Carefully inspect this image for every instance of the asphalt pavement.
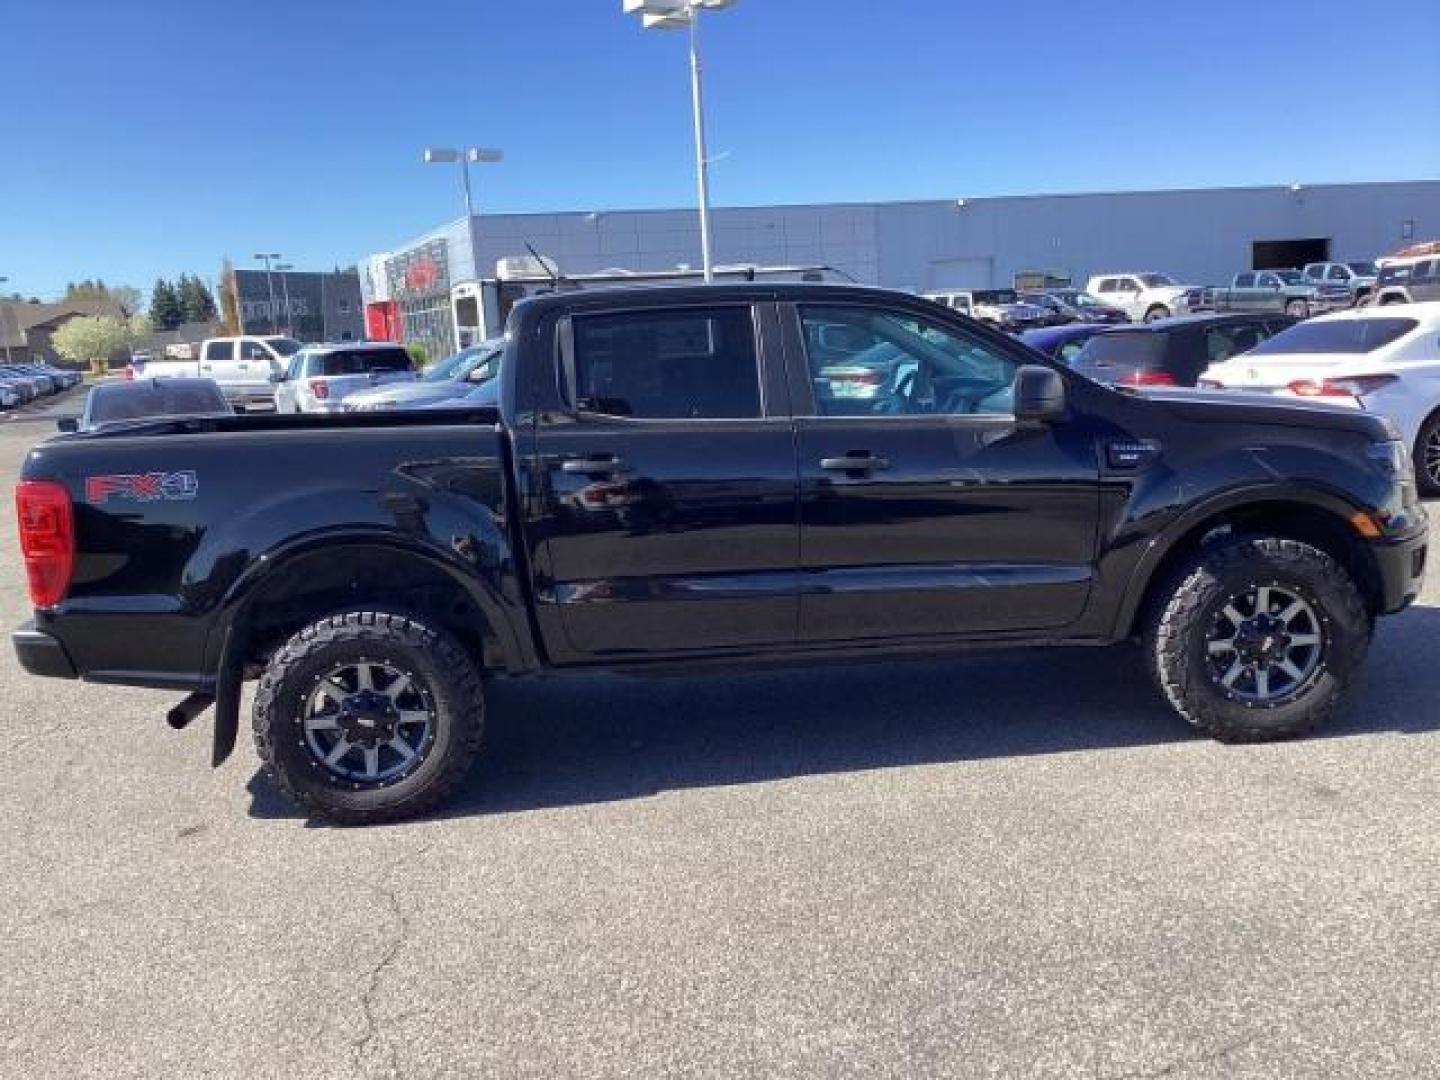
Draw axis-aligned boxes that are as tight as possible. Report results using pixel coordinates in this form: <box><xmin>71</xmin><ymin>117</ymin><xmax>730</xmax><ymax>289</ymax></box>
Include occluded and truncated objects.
<box><xmin>2</xmin><ymin>391</ymin><xmax>1438</xmax><ymax>1079</ymax></box>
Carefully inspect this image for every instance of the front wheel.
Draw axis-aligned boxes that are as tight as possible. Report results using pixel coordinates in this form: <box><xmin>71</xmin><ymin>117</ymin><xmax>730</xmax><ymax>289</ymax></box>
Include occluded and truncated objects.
<box><xmin>1143</xmin><ymin>304</ymin><xmax>1171</xmax><ymax>322</ymax></box>
<box><xmin>1146</xmin><ymin>536</ymin><xmax>1370</xmax><ymax>742</ymax></box>
<box><xmin>252</xmin><ymin>610</ymin><xmax>485</xmax><ymax>824</ymax></box>
<box><xmin>1414</xmin><ymin>412</ymin><xmax>1440</xmax><ymax>497</ymax></box>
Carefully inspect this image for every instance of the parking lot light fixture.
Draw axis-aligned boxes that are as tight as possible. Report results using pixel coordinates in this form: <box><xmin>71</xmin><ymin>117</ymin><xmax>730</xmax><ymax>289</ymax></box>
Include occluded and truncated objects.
<box><xmin>424</xmin><ymin>147</ymin><xmax>505</xmax><ymax>302</ymax></box>
<box><xmin>253</xmin><ymin>253</ymin><xmax>282</xmax><ymax>335</ymax></box>
<box><xmin>0</xmin><ymin>276</ymin><xmax>11</xmax><ymax>361</ymax></box>
<box><xmin>274</xmin><ymin>263</ymin><xmax>295</xmax><ymax>337</ymax></box>
<box><xmin>622</xmin><ymin>0</ymin><xmax>739</xmax><ymax>284</ymax></box>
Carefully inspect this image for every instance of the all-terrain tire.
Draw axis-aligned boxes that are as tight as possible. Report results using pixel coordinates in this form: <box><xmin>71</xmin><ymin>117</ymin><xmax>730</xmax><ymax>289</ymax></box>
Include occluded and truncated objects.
<box><xmin>1145</xmin><ymin>536</ymin><xmax>1370</xmax><ymax>742</ymax></box>
<box><xmin>252</xmin><ymin>610</ymin><xmax>484</xmax><ymax>825</ymax></box>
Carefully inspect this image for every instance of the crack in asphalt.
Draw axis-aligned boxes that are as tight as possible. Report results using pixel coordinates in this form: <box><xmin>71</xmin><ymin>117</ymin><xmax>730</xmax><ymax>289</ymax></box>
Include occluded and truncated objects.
<box><xmin>351</xmin><ymin>841</ymin><xmax>434</xmax><ymax>1079</ymax></box>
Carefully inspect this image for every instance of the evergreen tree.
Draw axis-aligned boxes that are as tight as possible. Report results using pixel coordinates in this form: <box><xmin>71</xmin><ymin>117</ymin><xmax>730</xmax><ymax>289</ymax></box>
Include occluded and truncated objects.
<box><xmin>178</xmin><ymin>274</ymin><xmax>218</xmax><ymax>323</ymax></box>
<box><xmin>149</xmin><ymin>278</ymin><xmax>183</xmax><ymax>330</ymax></box>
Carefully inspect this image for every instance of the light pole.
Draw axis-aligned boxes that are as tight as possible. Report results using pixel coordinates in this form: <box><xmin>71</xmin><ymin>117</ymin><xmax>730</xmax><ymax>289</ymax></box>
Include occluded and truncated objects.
<box><xmin>253</xmin><ymin>253</ymin><xmax>282</xmax><ymax>334</ymax></box>
<box><xmin>424</xmin><ymin>147</ymin><xmax>504</xmax><ymax>275</ymax></box>
<box><xmin>0</xmin><ymin>276</ymin><xmax>11</xmax><ymax>362</ymax></box>
<box><xmin>274</xmin><ymin>262</ymin><xmax>295</xmax><ymax>337</ymax></box>
<box><xmin>424</xmin><ymin>147</ymin><xmax>504</xmax><ymax>349</ymax></box>
<box><xmin>623</xmin><ymin>0</ymin><xmax>737</xmax><ymax>284</ymax></box>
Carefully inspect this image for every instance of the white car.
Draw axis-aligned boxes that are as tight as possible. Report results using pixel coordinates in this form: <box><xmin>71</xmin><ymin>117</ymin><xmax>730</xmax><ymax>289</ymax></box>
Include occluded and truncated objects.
<box><xmin>1086</xmin><ymin>273</ymin><xmax>1207</xmax><ymax>323</ymax></box>
<box><xmin>1199</xmin><ymin>302</ymin><xmax>1440</xmax><ymax>492</ymax></box>
<box><xmin>272</xmin><ymin>341</ymin><xmax>417</xmax><ymax>413</ymax></box>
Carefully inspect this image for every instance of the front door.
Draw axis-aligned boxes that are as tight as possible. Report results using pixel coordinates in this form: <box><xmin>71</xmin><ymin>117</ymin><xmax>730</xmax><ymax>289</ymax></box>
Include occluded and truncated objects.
<box><xmin>532</xmin><ymin>301</ymin><xmax>799</xmax><ymax>662</ymax></box>
<box><xmin>784</xmin><ymin>299</ymin><xmax>1101</xmax><ymax>643</ymax></box>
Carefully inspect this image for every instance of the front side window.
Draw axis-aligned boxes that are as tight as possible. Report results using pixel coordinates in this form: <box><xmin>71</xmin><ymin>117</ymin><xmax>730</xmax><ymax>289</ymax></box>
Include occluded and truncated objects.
<box><xmin>1327</xmin><ymin>266</ymin><xmax>1349</xmax><ymax>281</ymax></box>
<box><xmin>570</xmin><ymin>306</ymin><xmax>761</xmax><ymax>420</ymax></box>
<box><xmin>240</xmin><ymin>340</ymin><xmax>269</xmax><ymax>362</ymax></box>
<box><xmin>800</xmin><ymin>304</ymin><xmax>1019</xmax><ymax>417</ymax></box>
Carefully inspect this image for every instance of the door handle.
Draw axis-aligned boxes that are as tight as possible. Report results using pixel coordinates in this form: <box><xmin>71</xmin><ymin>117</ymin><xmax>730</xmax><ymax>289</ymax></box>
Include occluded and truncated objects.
<box><xmin>819</xmin><ymin>453</ymin><xmax>890</xmax><ymax>472</ymax></box>
<box><xmin>560</xmin><ymin>456</ymin><xmax>630</xmax><ymax>477</ymax></box>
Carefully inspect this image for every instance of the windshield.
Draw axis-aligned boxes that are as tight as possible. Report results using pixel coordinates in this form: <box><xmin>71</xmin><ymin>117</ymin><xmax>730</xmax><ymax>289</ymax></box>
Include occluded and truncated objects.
<box><xmin>1246</xmin><ymin>318</ymin><xmax>1418</xmax><ymax>356</ymax></box>
<box><xmin>264</xmin><ymin>337</ymin><xmax>303</xmax><ymax>357</ymax></box>
<box><xmin>1346</xmin><ymin>261</ymin><xmax>1378</xmax><ymax>276</ymax></box>
<box><xmin>422</xmin><ymin>342</ymin><xmax>502</xmax><ymax>382</ymax></box>
<box><xmin>1273</xmin><ymin>270</ymin><xmax>1305</xmax><ymax>285</ymax></box>
<box><xmin>972</xmin><ymin>289</ymin><xmax>1017</xmax><ymax>305</ymax></box>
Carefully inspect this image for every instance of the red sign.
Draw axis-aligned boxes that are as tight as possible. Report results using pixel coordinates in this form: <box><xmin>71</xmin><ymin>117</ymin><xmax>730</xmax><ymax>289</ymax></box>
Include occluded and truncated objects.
<box><xmin>404</xmin><ymin>258</ymin><xmax>440</xmax><ymax>292</ymax></box>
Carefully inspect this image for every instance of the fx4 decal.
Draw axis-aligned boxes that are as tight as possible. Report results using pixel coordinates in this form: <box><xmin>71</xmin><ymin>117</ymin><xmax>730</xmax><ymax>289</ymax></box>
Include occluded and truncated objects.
<box><xmin>85</xmin><ymin>471</ymin><xmax>199</xmax><ymax>504</ymax></box>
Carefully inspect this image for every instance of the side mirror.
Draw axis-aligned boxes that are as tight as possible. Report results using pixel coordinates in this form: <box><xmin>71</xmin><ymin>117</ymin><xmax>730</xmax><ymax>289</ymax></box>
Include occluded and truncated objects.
<box><xmin>1013</xmin><ymin>364</ymin><xmax>1065</xmax><ymax>423</ymax></box>
<box><xmin>56</xmin><ymin>416</ymin><xmax>79</xmax><ymax>433</ymax></box>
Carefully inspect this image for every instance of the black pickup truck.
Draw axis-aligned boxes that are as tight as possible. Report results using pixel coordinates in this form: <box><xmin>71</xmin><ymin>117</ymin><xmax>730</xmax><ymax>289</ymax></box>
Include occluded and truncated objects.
<box><xmin>12</xmin><ymin>284</ymin><xmax>1428</xmax><ymax>823</ymax></box>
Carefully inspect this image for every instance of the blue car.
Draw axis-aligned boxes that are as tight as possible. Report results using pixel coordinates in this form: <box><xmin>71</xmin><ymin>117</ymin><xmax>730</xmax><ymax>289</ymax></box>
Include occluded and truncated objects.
<box><xmin>1019</xmin><ymin>323</ymin><xmax>1118</xmax><ymax>363</ymax></box>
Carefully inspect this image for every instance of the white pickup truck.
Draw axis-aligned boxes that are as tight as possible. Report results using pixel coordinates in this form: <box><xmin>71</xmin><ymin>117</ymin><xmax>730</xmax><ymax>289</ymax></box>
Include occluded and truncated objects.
<box><xmin>129</xmin><ymin>335</ymin><xmax>302</xmax><ymax>410</ymax></box>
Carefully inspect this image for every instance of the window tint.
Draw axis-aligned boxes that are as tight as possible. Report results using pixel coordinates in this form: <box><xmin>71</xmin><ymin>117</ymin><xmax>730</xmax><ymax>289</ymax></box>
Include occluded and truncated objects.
<box><xmin>265</xmin><ymin>337</ymin><xmax>303</xmax><ymax>356</ymax></box>
<box><xmin>312</xmin><ymin>347</ymin><xmax>413</xmax><ymax>376</ymax></box>
<box><xmin>240</xmin><ymin>340</ymin><xmax>270</xmax><ymax>361</ymax></box>
<box><xmin>1235</xmin><ymin>273</ymin><xmax>1255</xmax><ymax>288</ymax></box>
<box><xmin>1377</xmin><ymin>264</ymin><xmax>1412</xmax><ymax>284</ymax></box>
<box><xmin>800</xmin><ymin>304</ymin><xmax>1019</xmax><ymax>417</ymax></box>
<box><xmin>89</xmin><ymin>382</ymin><xmax>229</xmax><ymax>423</ymax></box>
<box><xmin>203</xmin><ymin>340</ymin><xmax>231</xmax><ymax>363</ymax></box>
<box><xmin>1071</xmin><ymin>332</ymin><xmax>1165</xmax><ymax>377</ymax></box>
<box><xmin>1327</xmin><ymin>266</ymin><xmax>1348</xmax><ymax>281</ymax></box>
<box><xmin>1205</xmin><ymin>322</ymin><xmax>1268</xmax><ymax>363</ymax></box>
<box><xmin>1247</xmin><ymin>318</ymin><xmax>1419</xmax><ymax>356</ymax></box>
<box><xmin>1097</xmin><ymin>279</ymin><xmax>1116</xmax><ymax>293</ymax></box>
<box><xmin>570</xmin><ymin>307</ymin><xmax>760</xmax><ymax>419</ymax></box>
<box><xmin>1256</xmin><ymin>273</ymin><xmax>1278</xmax><ymax>288</ymax></box>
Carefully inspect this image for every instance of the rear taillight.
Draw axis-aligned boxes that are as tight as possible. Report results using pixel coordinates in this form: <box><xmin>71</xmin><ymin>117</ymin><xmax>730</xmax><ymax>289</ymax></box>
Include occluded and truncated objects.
<box><xmin>16</xmin><ymin>480</ymin><xmax>74</xmax><ymax>608</ymax></box>
<box><xmin>1288</xmin><ymin>374</ymin><xmax>1398</xmax><ymax>399</ymax></box>
<box><xmin>1120</xmin><ymin>370</ymin><xmax>1177</xmax><ymax>387</ymax></box>
<box><xmin>309</xmin><ymin>378</ymin><xmax>330</xmax><ymax>400</ymax></box>
<box><xmin>124</xmin><ymin>364</ymin><xmax>136</xmax><ymax>381</ymax></box>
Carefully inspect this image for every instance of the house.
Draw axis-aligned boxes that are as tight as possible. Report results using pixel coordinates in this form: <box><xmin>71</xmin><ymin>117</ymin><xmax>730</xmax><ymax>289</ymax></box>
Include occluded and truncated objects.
<box><xmin>0</xmin><ymin>299</ymin><xmax>130</xmax><ymax>369</ymax></box>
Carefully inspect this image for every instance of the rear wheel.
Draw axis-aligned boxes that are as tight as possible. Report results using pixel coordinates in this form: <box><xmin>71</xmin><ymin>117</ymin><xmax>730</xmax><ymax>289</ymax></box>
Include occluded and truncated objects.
<box><xmin>1143</xmin><ymin>304</ymin><xmax>1171</xmax><ymax>322</ymax></box>
<box><xmin>1146</xmin><ymin>535</ymin><xmax>1370</xmax><ymax>742</ymax></box>
<box><xmin>1415</xmin><ymin>412</ymin><xmax>1440</xmax><ymax>497</ymax></box>
<box><xmin>1285</xmin><ymin>299</ymin><xmax>1309</xmax><ymax>319</ymax></box>
<box><xmin>252</xmin><ymin>610</ymin><xmax>484</xmax><ymax>824</ymax></box>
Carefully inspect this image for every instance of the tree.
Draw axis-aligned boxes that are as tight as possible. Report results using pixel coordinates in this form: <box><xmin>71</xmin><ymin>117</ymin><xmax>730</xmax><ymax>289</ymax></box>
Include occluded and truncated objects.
<box><xmin>63</xmin><ymin>279</ymin><xmax>142</xmax><ymax>314</ymax></box>
<box><xmin>51</xmin><ymin>314</ymin><xmax>150</xmax><ymax>375</ymax></box>
<box><xmin>177</xmin><ymin>274</ymin><xmax>218</xmax><ymax>324</ymax></box>
<box><xmin>110</xmin><ymin>285</ymin><xmax>142</xmax><ymax>317</ymax></box>
<box><xmin>217</xmin><ymin>259</ymin><xmax>241</xmax><ymax>336</ymax></box>
<box><xmin>149</xmin><ymin>278</ymin><xmax>183</xmax><ymax>330</ymax></box>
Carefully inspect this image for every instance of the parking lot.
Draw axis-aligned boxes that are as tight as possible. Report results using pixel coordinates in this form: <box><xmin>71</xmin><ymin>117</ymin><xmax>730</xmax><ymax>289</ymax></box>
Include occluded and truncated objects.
<box><xmin>1</xmin><ymin>391</ymin><xmax>1438</xmax><ymax>1079</ymax></box>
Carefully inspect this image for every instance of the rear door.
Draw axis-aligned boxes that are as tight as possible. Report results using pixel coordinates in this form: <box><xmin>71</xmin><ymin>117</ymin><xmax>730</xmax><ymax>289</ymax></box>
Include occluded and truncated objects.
<box><xmin>198</xmin><ymin>339</ymin><xmax>233</xmax><ymax>382</ymax></box>
<box><xmin>530</xmin><ymin>299</ymin><xmax>800</xmax><ymax>662</ymax></box>
<box><xmin>784</xmin><ymin>298</ymin><xmax>1101</xmax><ymax>642</ymax></box>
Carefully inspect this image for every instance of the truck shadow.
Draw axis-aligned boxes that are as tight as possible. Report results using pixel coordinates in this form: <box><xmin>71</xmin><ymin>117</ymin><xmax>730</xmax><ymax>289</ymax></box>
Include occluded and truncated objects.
<box><xmin>245</xmin><ymin>605</ymin><xmax>1440</xmax><ymax>824</ymax></box>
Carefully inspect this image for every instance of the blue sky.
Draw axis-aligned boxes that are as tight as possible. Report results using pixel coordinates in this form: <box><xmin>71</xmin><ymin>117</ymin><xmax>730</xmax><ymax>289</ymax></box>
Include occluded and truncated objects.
<box><xmin>1</xmin><ymin>0</ymin><xmax>1436</xmax><ymax>300</ymax></box>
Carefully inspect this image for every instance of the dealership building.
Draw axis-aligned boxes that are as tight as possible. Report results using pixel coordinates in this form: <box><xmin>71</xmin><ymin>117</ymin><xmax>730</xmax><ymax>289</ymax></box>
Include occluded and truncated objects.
<box><xmin>232</xmin><ymin>267</ymin><xmax>364</xmax><ymax>342</ymax></box>
<box><xmin>362</xmin><ymin>179</ymin><xmax>1439</xmax><ymax>354</ymax></box>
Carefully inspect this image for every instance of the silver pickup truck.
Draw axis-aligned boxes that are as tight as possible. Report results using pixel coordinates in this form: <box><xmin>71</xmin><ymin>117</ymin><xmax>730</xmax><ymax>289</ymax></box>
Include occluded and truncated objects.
<box><xmin>1211</xmin><ymin>269</ymin><xmax>1352</xmax><ymax>319</ymax></box>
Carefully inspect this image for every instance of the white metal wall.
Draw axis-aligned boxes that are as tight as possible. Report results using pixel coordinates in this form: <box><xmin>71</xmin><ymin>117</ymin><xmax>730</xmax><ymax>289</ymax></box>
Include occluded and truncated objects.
<box><xmin>375</xmin><ymin>180</ymin><xmax>1439</xmax><ymax>297</ymax></box>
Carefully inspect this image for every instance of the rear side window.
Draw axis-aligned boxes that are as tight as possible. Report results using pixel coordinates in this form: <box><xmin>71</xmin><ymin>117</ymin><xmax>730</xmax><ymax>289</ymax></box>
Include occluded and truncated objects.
<box><xmin>203</xmin><ymin>340</ymin><xmax>231</xmax><ymax>363</ymax></box>
<box><xmin>1071</xmin><ymin>332</ymin><xmax>1164</xmax><ymax>374</ymax></box>
<box><xmin>1247</xmin><ymin>318</ymin><xmax>1419</xmax><ymax>356</ymax></box>
<box><xmin>1235</xmin><ymin>273</ymin><xmax>1255</xmax><ymax>288</ymax></box>
<box><xmin>312</xmin><ymin>348</ymin><xmax>413</xmax><ymax>376</ymax></box>
<box><xmin>89</xmin><ymin>383</ymin><xmax>228</xmax><ymax>423</ymax></box>
<box><xmin>570</xmin><ymin>307</ymin><xmax>761</xmax><ymax>419</ymax></box>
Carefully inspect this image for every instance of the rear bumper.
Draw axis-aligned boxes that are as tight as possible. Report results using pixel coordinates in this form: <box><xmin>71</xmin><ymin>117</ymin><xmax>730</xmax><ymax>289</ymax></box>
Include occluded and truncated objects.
<box><xmin>1371</xmin><ymin>527</ymin><xmax>1428</xmax><ymax>614</ymax></box>
<box><xmin>12</xmin><ymin>622</ymin><xmax>78</xmax><ymax>679</ymax></box>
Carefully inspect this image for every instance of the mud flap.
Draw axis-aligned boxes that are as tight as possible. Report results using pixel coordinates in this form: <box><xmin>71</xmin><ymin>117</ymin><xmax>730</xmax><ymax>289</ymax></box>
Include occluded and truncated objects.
<box><xmin>210</xmin><ymin>627</ymin><xmax>244</xmax><ymax>767</ymax></box>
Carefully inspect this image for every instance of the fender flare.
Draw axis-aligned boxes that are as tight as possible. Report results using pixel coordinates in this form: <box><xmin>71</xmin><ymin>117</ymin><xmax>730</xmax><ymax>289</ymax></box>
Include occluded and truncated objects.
<box><xmin>203</xmin><ymin>529</ymin><xmax>538</xmax><ymax>766</ymax></box>
<box><xmin>1109</xmin><ymin>481</ymin><xmax>1370</xmax><ymax>639</ymax></box>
